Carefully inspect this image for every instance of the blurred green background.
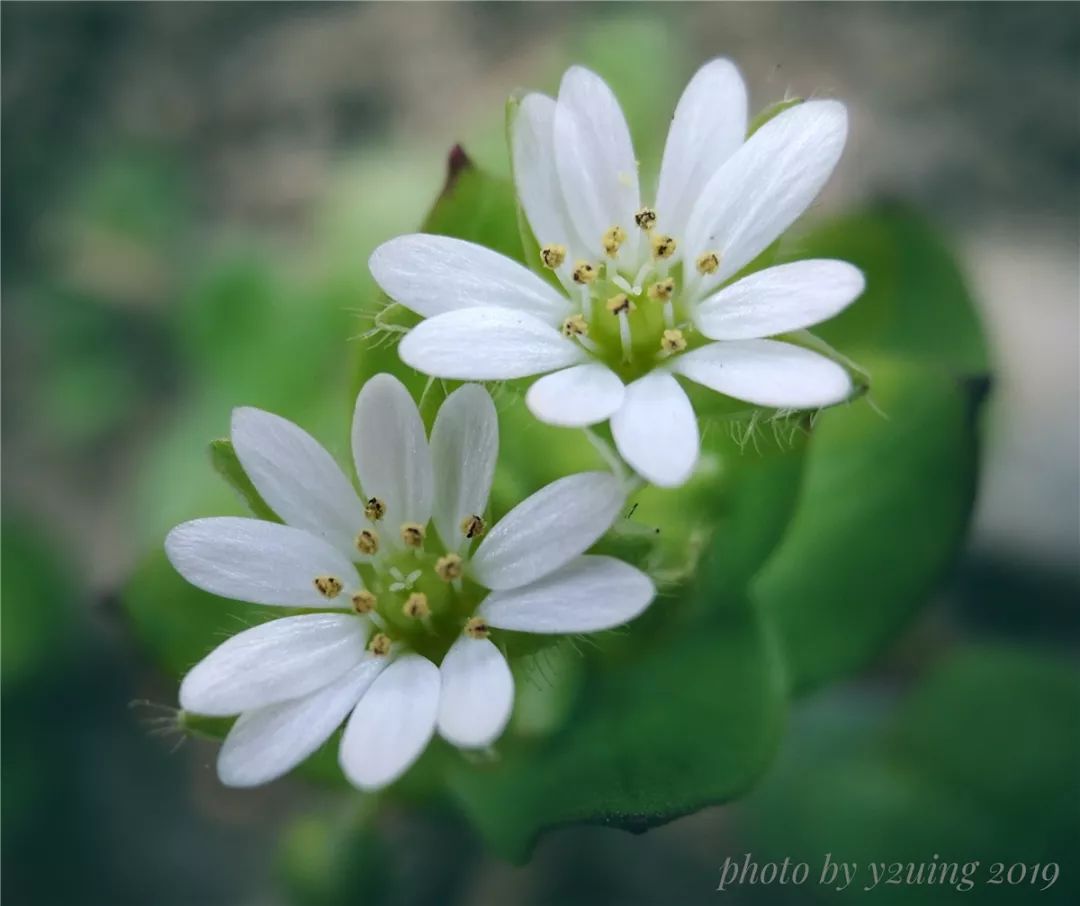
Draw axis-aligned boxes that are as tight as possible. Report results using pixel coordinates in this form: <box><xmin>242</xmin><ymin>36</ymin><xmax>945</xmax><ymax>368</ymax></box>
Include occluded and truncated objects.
<box><xmin>2</xmin><ymin>3</ymin><xmax>1078</xmax><ymax>905</ymax></box>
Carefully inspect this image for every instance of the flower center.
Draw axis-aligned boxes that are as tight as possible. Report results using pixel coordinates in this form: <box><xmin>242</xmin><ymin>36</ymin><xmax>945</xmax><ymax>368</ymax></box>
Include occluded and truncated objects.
<box><xmin>545</xmin><ymin>209</ymin><xmax>721</xmax><ymax>382</ymax></box>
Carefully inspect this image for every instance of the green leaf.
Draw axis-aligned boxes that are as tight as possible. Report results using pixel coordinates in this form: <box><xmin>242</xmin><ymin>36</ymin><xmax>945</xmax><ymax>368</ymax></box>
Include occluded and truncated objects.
<box><xmin>742</xmin><ymin>648</ymin><xmax>1080</xmax><ymax>904</ymax></box>
<box><xmin>209</xmin><ymin>438</ymin><xmax>278</xmax><ymax>522</ymax></box>
<box><xmin>783</xmin><ymin>204</ymin><xmax>991</xmax><ymax>375</ymax></box>
<box><xmin>420</xmin><ymin>145</ymin><xmax>524</xmax><ymax>264</ymax></box>
<box><xmin>755</xmin><ymin>359</ymin><xmax>984</xmax><ymax>693</ymax></box>
<box><xmin>448</xmin><ymin>587</ymin><xmax>787</xmax><ymax>862</ymax></box>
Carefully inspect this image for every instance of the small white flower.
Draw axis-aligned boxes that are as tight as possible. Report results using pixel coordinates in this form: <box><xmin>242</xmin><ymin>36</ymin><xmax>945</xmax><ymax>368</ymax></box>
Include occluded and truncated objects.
<box><xmin>166</xmin><ymin>374</ymin><xmax>654</xmax><ymax>791</ymax></box>
<box><xmin>370</xmin><ymin>60</ymin><xmax>864</xmax><ymax>488</ymax></box>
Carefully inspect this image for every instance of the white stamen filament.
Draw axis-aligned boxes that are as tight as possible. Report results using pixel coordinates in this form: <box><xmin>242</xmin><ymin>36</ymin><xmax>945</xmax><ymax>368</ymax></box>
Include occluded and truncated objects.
<box><xmin>617</xmin><ymin>311</ymin><xmax>633</xmax><ymax>363</ymax></box>
<box><xmin>663</xmin><ymin>300</ymin><xmax>675</xmax><ymax>328</ymax></box>
<box><xmin>611</xmin><ymin>274</ymin><xmax>633</xmax><ymax>294</ymax></box>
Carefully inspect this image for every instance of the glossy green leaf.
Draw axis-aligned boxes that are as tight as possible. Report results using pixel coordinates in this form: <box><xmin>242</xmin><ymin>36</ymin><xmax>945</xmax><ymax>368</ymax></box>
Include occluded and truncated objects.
<box><xmin>783</xmin><ymin>204</ymin><xmax>991</xmax><ymax>375</ymax></box>
<box><xmin>756</xmin><ymin>358</ymin><xmax>984</xmax><ymax>692</ymax></box>
<box><xmin>742</xmin><ymin>648</ymin><xmax>1079</xmax><ymax>904</ymax></box>
<box><xmin>448</xmin><ymin>581</ymin><xmax>787</xmax><ymax>862</ymax></box>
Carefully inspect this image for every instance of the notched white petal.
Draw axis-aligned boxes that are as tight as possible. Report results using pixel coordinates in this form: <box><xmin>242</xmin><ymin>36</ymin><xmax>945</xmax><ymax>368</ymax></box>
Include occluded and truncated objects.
<box><xmin>339</xmin><ymin>653</ymin><xmax>441</xmax><ymax>791</ymax></box>
<box><xmin>180</xmin><ymin>613</ymin><xmax>369</xmax><ymax>716</ymax></box>
<box><xmin>525</xmin><ymin>362</ymin><xmax>625</xmax><ymax>428</ymax></box>
<box><xmin>217</xmin><ymin>655</ymin><xmax>386</xmax><ymax>788</ymax></box>
<box><xmin>165</xmin><ymin>517</ymin><xmax>360</xmax><ymax>607</ymax></box>
<box><xmin>437</xmin><ymin>635</ymin><xmax>514</xmax><ymax>749</ymax></box>
<box><xmin>672</xmin><ymin>338</ymin><xmax>853</xmax><ymax>409</ymax></box>
<box><xmin>399</xmin><ymin>308</ymin><xmax>588</xmax><ymax>381</ymax></box>
<box><xmin>610</xmin><ymin>371</ymin><xmax>699</xmax><ymax>489</ymax></box>
<box><xmin>370</xmin><ymin>234</ymin><xmax>570</xmax><ymax>322</ymax></box>
<box><xmin>351</xmin><ymin>373</ymin><xmax>434</xmax><ymax>532</ymax></box>
<box><xmin>470</xmin><ymin>471</ymin><xmax>625</xmax><ymax>590</ymax></box>
<box><xmin>478</xmin><ymin>555</ymin><xmax>656</xmax><ymax>634</ymax></box>
<box><xmin>430</xmin><ymin>383</ymin><xmax>499</xmax><ymax>551</ymax></box>
<box><xmin>693</xmin><ymin>259</ymin><xmax>865</xmax><ymax>340</ymax></box>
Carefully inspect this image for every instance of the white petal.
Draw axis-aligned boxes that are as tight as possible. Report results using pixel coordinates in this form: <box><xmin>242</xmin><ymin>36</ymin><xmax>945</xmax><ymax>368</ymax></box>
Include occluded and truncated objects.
<box><xmin>437</xmin><ymin>635</ymin><xmax>513</xmax><ymax>749</ymax></box>
<box><xmin>231</xmin><ymin>407</ymin><xmax>366</xmax><ymax>555</ymax></box>
<box><xmin>430</xmin><ymin>384</ymin><xmax>499</xmax><ymax>550</ymax></box>
<box><xmin>470</xmin><ymin>471</ymin><xmax>624</xmax><ymax>590</ymax></box>
<box><xmin>610</xmin><ymin>371</ymin><xmax>699</xmax><ymax>489</ymax></box>
<box><xmin>672</xmin><ymin>339</ymin><xmax>853</xmax><ymax>409</ymax></box>
<box><xmin>339</xmin><ymin>653</ymin><xmax>441</xmax><ymax>791</ymax></box>
<box><xmin>525</xmin><ymin>362</ymin><xmax>625</xmax><ymax>427</ymax></box>
<box><xmin>217</xmin><ymin>655</ymin><xmax>386</xmax><ymax>788</ymax></box>
<box><xmin>554</xmin><ymin>66</ymin><xmax>641</xmax><ymax>260</ymax></box>
<box><xmin>694</xmin><ymin>260</ymin><xmax>865</xmax><ymax>340</ymax></box>
<box><xmin>370</xmin><ymin>234</ymin><xmax>570</xmax><ymax>323</ymax></box>
<box><xmin>512</xmin><ymin>93</ymin><xmax>587</xmax><ymax>262</ymax></box>
<box><xmin>351</xmin><ymin>374</ymin><xmax>433</xmax><ymax>534</ymax></box>
<box><xmin>478</xmin><ymin>555</ymin><xmax>655</xmax><ymax>634</ymax></box>
<box><xmin>180</xmin><ymin>613</ymin><xmax>369</xmax><ymax>716</ymax></box>
<box><xmin>165</xmin><ymin>518</ymin><xmax>361</xmax><ymax>607</ymax></box>
<box><xmin>685</xmin><ymin>100</ymin><xmax>848</xmax><ymax>285</ymax></box>
<box><xmin>399</xmin><ymin>308</ymin><xmax>587</xmax><ymax>380</ymax></box>
<box><xmin>655</xmin><ymin>58</ymin><xmax>748</xmax><ymax>238</ymax></box>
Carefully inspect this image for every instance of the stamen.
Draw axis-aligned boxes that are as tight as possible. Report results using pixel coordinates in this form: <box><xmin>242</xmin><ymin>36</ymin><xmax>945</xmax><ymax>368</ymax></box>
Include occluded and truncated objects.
<box><xmin>660</xmin><ymin>329</ymin><xmax>688</xmax><ymax>354</ymax></box>
<box><xmin>367</xmin><ymin>632</ymin><xmax>392</xmax><ymax>656</ymax></box>
<box><xmin>464</xmin><ymin>616</ymin><xmax>490</xmax><ymax>639</ymax></box>
<box><xmin>313</xmin><ymin>575</ymin><xmax>343</xmax><ymax>599</ymax></box>
<box><xmin>355</xmin><ymin>529</ymin><xmax>379</xmax><ymax>556</ymax></box>
<box><xmin>605</xmin><ymin>293</ymin><xmax>635</xmax><ymax>316</ymax></box>
<box><xmin>647</xmin><ymin>278</ymin><xmax>675</xmax><ymax>302</ymax></box>
<box><xmin>611</xmin><ymin>274</ymin><xmax>633</xmax><ymax>294</ymax></box>
<box><xmin>696</xmin><ymin>251</ymin><xmax>720</xmax><ymax>275</ymax></box>
<box><xmin>634</xmin><ymin>207</ymin><xmax>657</xmax><ymax>231</ymax></box>
<box><xmin>435</xmin><ymin>553</ymin><xmax>463</xmax><ymax>582</ymax></box>
<box><xmin>364</xmin><ymin>497</ymin><xmax>386</xmax><ymax>521</ymax></box>
<box><xmin>402</xmin><ymin>592</ymin><xmax>430</xmax><ymax>620</ymax></box>
<box><xmin>540</xmin><ymin>244</ymin><xmax>567</xmax><ymax>269</ymax></box>
<box><xmin>601</xmin><ymin>225</ymin><xmax>626</xmax><ymax>258</ymax></box>
<box><xmin>561</xmin><ymin>314</ymin><xmax>589</xmax><ymax>338</ymax></box>
<box><xmin>400</xmin><ymin>522</ymin><xmax>426</xmax><ymax>548</ymax></box>
<box><xmin>572</xmin><ymin>261</ymin><xmax>598</xmax><ymax>285</ymax></box>
<box><xmin>651</xmin><ymin>234</ymin><xmax>677</xmax><ymax>260</ymax></box>
<box><xmin>351</xmin><ymin>590</ymin><xmax>377</xmax><ymax>614</ymax></box>
<box><xmin>461</xmin><ymin>514</ymin><xmax>487</xmax><ymax>539</ymax></box>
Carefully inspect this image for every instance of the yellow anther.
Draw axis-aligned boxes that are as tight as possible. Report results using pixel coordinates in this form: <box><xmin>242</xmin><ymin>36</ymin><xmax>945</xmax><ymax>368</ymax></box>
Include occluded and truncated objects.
<box><xmin>696</xmin><ymin>251</ymin><xmax>720</xmax><ymax>275</ymax></box>
<box><xmin>572</xmin><ymin>261</ymin><xmax>598</xmax><ymax>285</ymax></box>
<box><xmin>364</xmin><ymin>497</ymin><xmax>386</xmax><ymax>521</ymax></box>
<box><xmin>464</xmin><ymin>616</ymin><xmax>491</xmax><ymax>639</ymax></box>
<box><xmin>601</xmin><ymin>225</ymin><xmax>627</xmax><ymax>258</ymax></box>
<box><xmin>651</xmin><ymin>234</ymin><xmax>677</xmax><ymax>260</ymax></box>
<box><xmin>647</xmin><ymin>277</ymin><xmax>675</xmax><ymax>302</ymax></box>
<box><xmin>561</xmin><ymin>314</ymin><xmax>589</xmax><ymax>338</ymax></box>
<box><xmin>461</xmin><ymin>514</ymin><xmax>487</xmax><ymax>539</ymax></box>
<box><xmin>661</xmin><ymin>329</ymin><xmax>688</xmax><ymax>354</ymax></box>
<box><xmin>351</xmin><ymin>590</ymin><xmax>377</xmax><ymax>614</ymax></box>
<box><xmin>606</xmin><ymin>293</ymin><xmax>634</xmax><ymax>316</ymax></box>
<box><xmin>400</xmin><ymin>522</ymin><xmax>426</xmax><ymax>548</ymax></box>
<box><xmin>313</xmin><ymin>575</ymin><xmax>343</xmax><ymax>598</ymax></box>
<box><xmin>402</xmin><ymin>592</ymin><xmax>430</xmax><ymax>620</ymax></box>
<box><xmin>634</xmin><ymin>207</ymin><xmax>658</xmax><ymax>231</ymax></box>
<box><xmin>368</xmin><ymin>632</ymin><xmax>392</xmax><ymax>656</ymax></box>
<box><xmin>435</xmin><ymin>553</ymin><xmax>464</xmax><ymax>582</ymax></box>
<box><xmin>540</xmin><ymin>244</ymin><xmax>567</xmax><ymax>269</ymax></box>
<box><xmin>355</xmin><ymin>529</ymin><xmax>379</xmax><ymax>556</ymax></box>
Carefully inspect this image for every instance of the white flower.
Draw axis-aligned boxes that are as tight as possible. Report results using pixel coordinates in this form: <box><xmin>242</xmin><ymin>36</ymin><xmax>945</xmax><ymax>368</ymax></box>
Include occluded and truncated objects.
<box><xmin>370</xmin><ymin>60</ymin><xmax>864</xmax><ymax>488</ymax></box>
<box><xmin>165</xmin><ymin>374</ymin><xmax>654</xmax><ymax>791</ymax></box>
